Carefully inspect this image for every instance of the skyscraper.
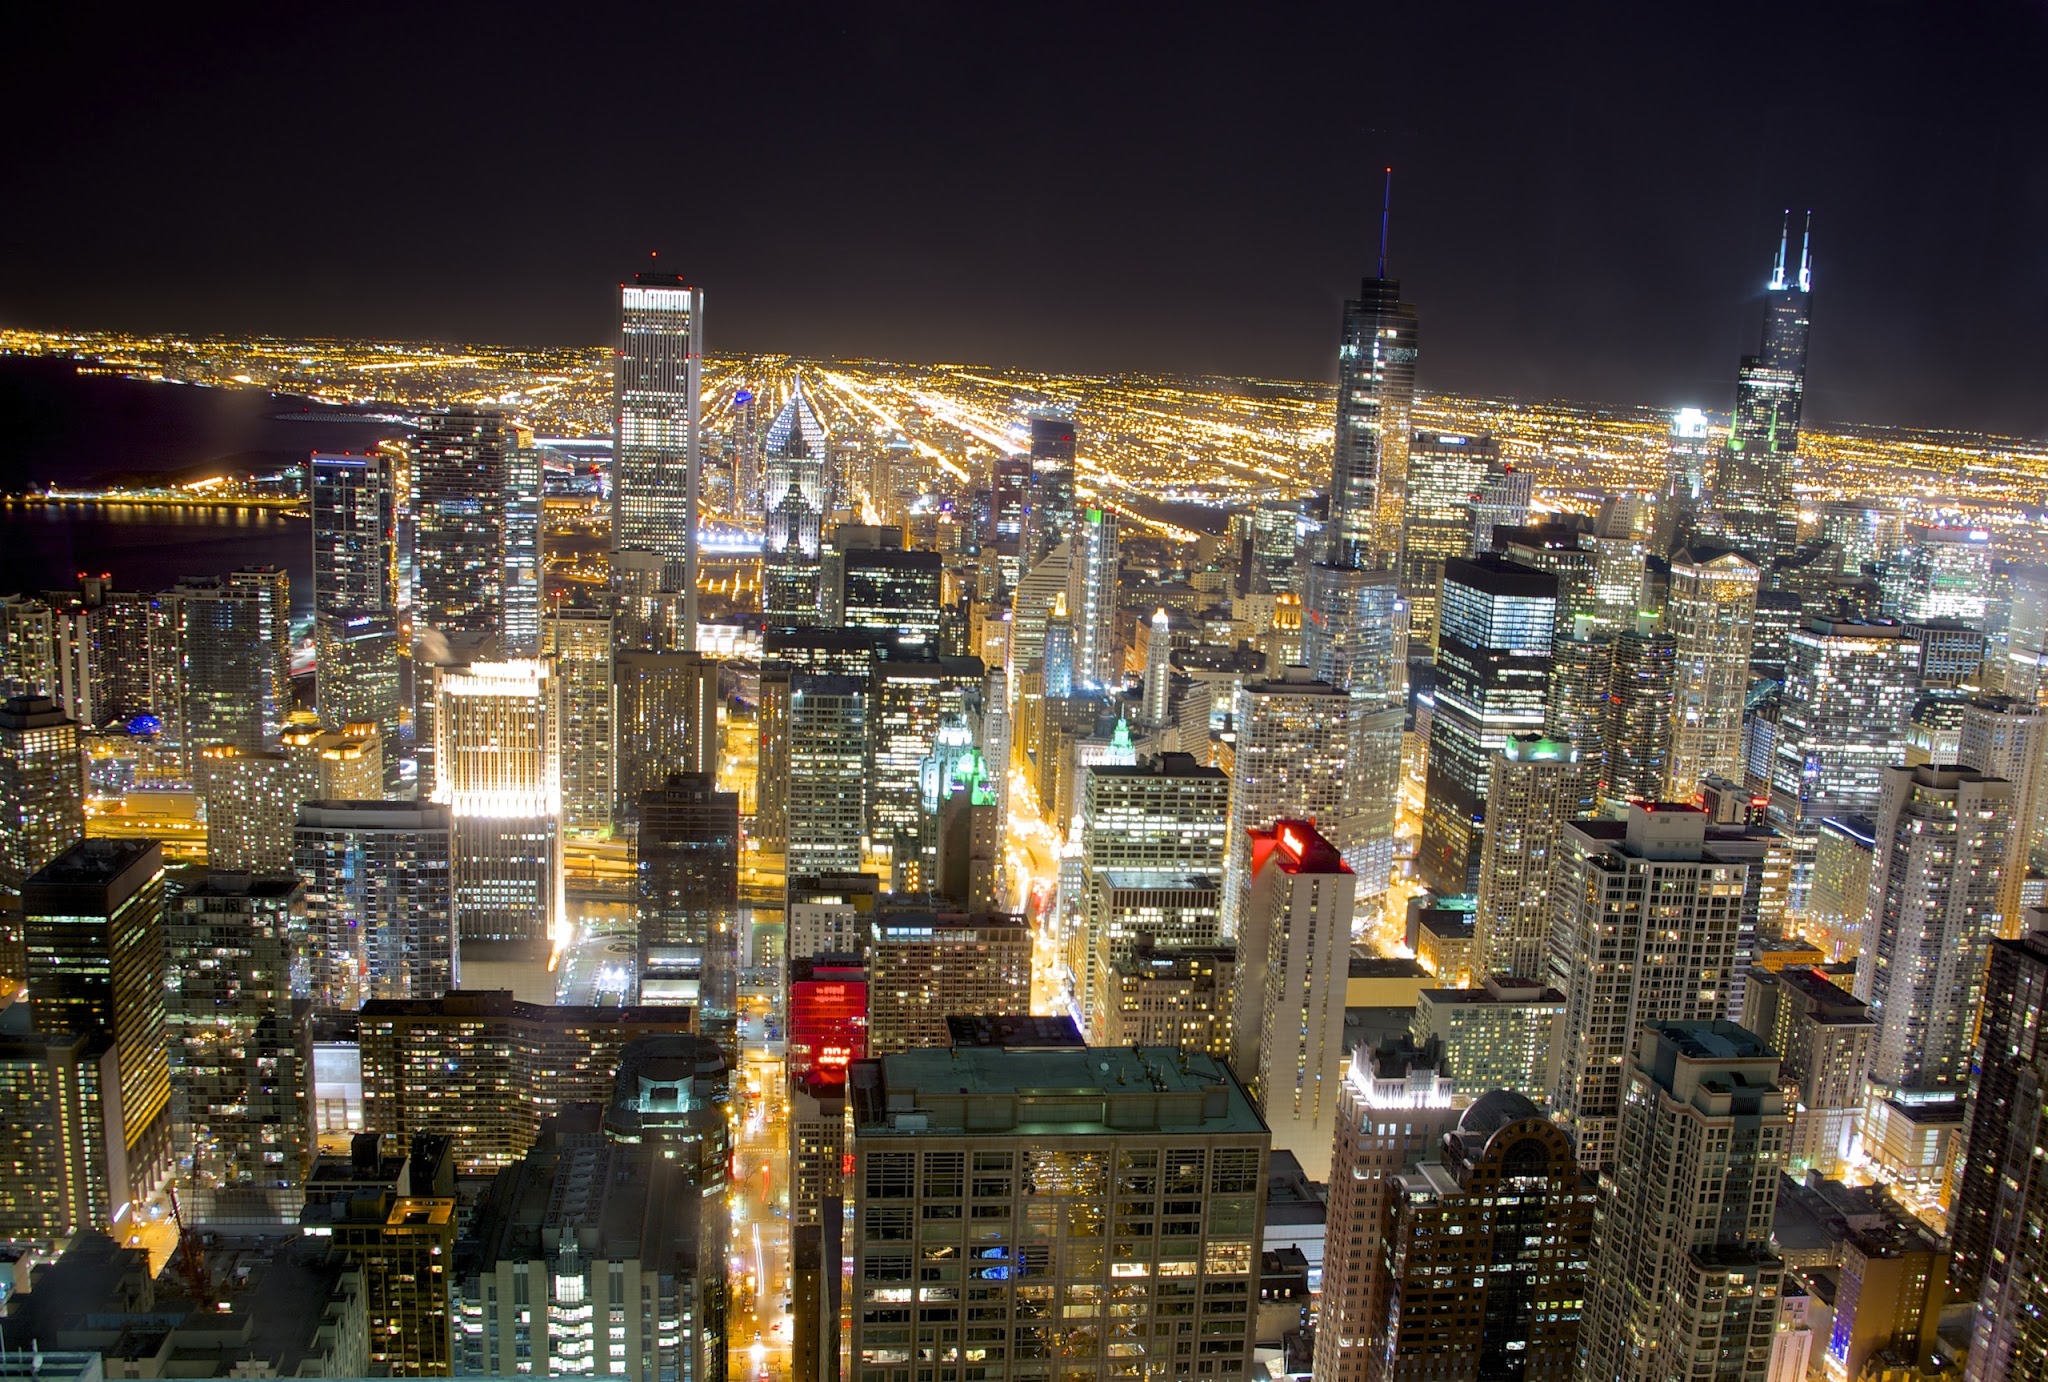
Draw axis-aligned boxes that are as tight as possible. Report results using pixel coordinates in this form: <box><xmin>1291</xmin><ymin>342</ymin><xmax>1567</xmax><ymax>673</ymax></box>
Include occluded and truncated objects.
<box><xmin>1068</xmin><ymin>508</ymin><xmax>1121</xmax><ymax>688</ymax></box>
<box><xmin>1232</xmin><ymin>819</ymin><xmax>1353</xmax><ymax>1179</ymax></box>
<box><xmin>1327</xmin><ymin>235</ymin><xmax>1420</xmax><ymax>571</ymax></box>
<box><xmin>1376</xmin><ymin>1093</ymin><xmax>1594</xmax><ymax>1382</ymax></box>
<box><xmin>1657</xmin><ymin>406</ymin><xmax>1714</xmax><ymax>555</ymax></box>
<box><xmin>166</xmin><ymin>873</ymin><xmax>310</xmax><ymax>1222</ymax></box>
<box><xmin>175</xmin><ymin>571</ymin><xmax>291</xmax><ymax>760</ymax></box>
<box><xmin>23</xmin><ymin>838</ymin><xmax>170</xmax><ymax>1207</ymax></box>
<box><xmin>1740</xmin><ymin>964</ymin><xmax>1872</xmax><ymax>1179</ymax></box>
<box><xmin>311</xmin><ymin>451</ymin><xmax>402</xmax><ymax>766</ymax></box>
<box><xmin>1602</xmin><ymin>614</ymin><xmax>1677</xmax><ymax>810</ymax></box>
<box><xmin>295</xmin><ymin>799</ymin><xmax>456</xmax><ymax>1010</ymax></box>
<box><xmin>431</xmin><ymin>660</ymin><xmax>562</xmax><ymax>945</ymax></box>
<box><xmin>197</xmin><ymin>743</ymin><xmax>303</xmax><ymax>872</ymax></box>
<box><xmin>613</xmin><ymin>650</ymin><xmax>719</xmax><ymax>822</ymax></box>
<box><xmin>1582</xmin><ymin>1021</ymin><xmax>1789</xmax><ymax>1382</ymax></box>
<box><xmin>1022</xmin><ymin>415</ymin><xmax>1078</xmax><ymax>566</ymax></box>
<box><xmin>636</xmin><ymin>773</ymin><xmax>739</xmax><ymax>1043</ymax></box>
<box><xmin>1665</xmin><ymin>545</ymin><xmax>1762</xmax><ymax>800</ymax></box>
<box><xmin>1470</xmin><ymin>732</ymin><xmax>1579</xmax><ymax>981</ymax></box>
<box><xmin>845</xmin><ymin>1043</ymin><xmax>1268</xmax><ymax>1382</ymax></box>
<box><xmin>0</xmin><ymin>695</ymin><xmax>84</xmax><ymax>923</ymax></box>
<box><xmin>864</xmin><ymin>910</ymin><xmax>1030</xmax><ymax>1055</ymax></box>
<box><xmin>786</xmin><ymin>674</ymin><xmax>869</xmax><ymax>876</ymax></box>
<box><xmin>1859</xmin><ymin>764</ymin><xmax>2013</xmax><ymax>1097</ymax></box>
<box><xmin>1220</xmin><ymin>669</ymin><xmax>1350</xmax><ymax>936</ymax></box>
<box><xmin>840</xmin><ymin>543</ymin><xmax>943</xmax><ymax>657</ymax></box>
<box><xmin>412</xmin><ymin>406</ymin><xmax>519</xmax><ymax>644</ymax></box>
<box><xmin>1549</xmin><ymin>805</ymin><xmax>1751</xmax><ymax>1173</ymax></box>
<box><xmin>1140</xmin><ymin>609</ymin><xmax>1173</xmax><ymax>728</ymax></box>
<box><xmin>1956</xmin><ymin>694</ymin><xmax>2048</xmax><ymax>933</ymax></box>
<box><xmin>1712</xmin><ymin>214</ymin><xmax>1813</xmax><ymax>569</ymax></box>
<box><xmin>1313</xmin><ymin>1038</ymin><xmax>1463</xmax><ymax>1382</ymax></box>
<box><xmin>1400</xmin><ymin>429</ymin><xmax>1498</xmax><ymax>650</ymax></box>
<box><xmin>761</xmin><ymin>383</ymin><xmax>828</xmax><ymax>621</ymax></box>
<box><xmin>613</xmin><ymin>272</ymin><xmax>704</xmax><ymax>645</ymax></box>
<box><xmin>1419</xmin><ymin>555</ymin><xmax>1557</xmax><ymax>896</ymax></box>
<box><xmin>542</xmin><ymin>607</ymin><xmax>615</xmax><ymax>834</ymax></box>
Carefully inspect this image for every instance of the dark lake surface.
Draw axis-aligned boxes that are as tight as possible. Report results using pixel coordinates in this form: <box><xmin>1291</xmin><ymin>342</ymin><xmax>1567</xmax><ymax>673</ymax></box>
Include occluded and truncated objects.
<box><xmin>0</xmin><ymin>356</ymin><xmax>411</xmax><ymax>614</ymax></box>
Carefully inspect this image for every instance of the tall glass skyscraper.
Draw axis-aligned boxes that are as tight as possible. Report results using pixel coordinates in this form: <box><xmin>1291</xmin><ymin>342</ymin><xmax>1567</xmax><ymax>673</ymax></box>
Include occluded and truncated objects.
<box><xmin>613</xmin><ymin>272</ymin><xmax>704</xmax><ymax>648</ymax></box>
<box><xmin>312</xmin><ymin>451</ymin><xmax>402</xmax><ymax>773</ymax></box>
<box><xmin>762</xmin><ymin>383</ymin><xmax>829</xmax><ymax>621</ymax></box>
<box><xmin>1327</xmin><ymin>272</ymin><xmax>1419</xmax><ymax>572</ymax></box>
<box><xmin>1713</xmin><ymin>214</ymin><xmax>1812</xmax><ymax>568</ymax></box>
<box><xmin>1418</xmin><ymin>555</ymin><xmax>1557</xmax><ymax>896</ymax></box>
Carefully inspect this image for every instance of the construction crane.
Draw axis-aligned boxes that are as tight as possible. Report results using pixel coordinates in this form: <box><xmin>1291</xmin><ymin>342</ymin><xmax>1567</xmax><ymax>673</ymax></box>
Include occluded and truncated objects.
<box><xmin>166</xmin><ymin>1183</ymin><xmax>209</xmax><ymax>1304</ymax></box>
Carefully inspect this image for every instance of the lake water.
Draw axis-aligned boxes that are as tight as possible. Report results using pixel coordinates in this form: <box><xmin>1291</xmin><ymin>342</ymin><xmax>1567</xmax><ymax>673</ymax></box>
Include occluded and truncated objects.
<box><xmin>0</xmin><ymin>356</ymin><xmax>411</xmax><ymax>614</ymax></box>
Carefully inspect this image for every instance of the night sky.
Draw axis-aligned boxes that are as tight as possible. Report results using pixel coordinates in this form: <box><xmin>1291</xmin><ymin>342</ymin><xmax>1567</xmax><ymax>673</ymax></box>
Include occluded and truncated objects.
<box><xmin>7</xmin><ymin>2</ymin><xmax>2048</xmax><ymax>435</ymax></box>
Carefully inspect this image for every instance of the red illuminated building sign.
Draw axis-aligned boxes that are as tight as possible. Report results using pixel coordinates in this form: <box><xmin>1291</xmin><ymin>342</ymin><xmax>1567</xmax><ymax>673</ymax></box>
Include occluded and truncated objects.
<box><xmin>790</xmin><ymin>978</ymin><xmax>868</xmax><ymax>1083</ymax></box>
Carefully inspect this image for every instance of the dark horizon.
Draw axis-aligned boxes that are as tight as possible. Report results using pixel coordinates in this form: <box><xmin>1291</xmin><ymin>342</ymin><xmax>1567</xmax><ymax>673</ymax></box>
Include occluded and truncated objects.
<box><xmin>6</xmin><ymin>3</ymin><xmax>2048</xmax><ymax>438</ymax></box>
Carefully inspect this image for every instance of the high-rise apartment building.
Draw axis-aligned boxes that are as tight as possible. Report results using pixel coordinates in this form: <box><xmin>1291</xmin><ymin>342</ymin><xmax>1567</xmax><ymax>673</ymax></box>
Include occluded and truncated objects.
<box><xmin>1377</xmin><ymin>1093</ymin><xmax>1594</xmax><ymax>1382</ymax></box>
<box><xmin>1420</xmin><ymin>555</ymin><xmax>1557</xmax><ymax>896</ymax></box>
<box><xmin>0</xmin><ymin>1016</ymin><xmax>123</xmax><ymax>1237</ymax></box>
<box><xmin>412</xmin><ymin>406</ymin><xmax>523</xmax><ymax>644</ymax></box>
<box><xmin>1740</xmin><ymin>964</ymin><xmax>1872</xmax><ymax>1179</ymax></box>
<box><xmin>1220</xmin><ymin>669</ymin><xmax>1350</xmax><ymax>935</ymax></box>
<box><xmin>614</xmin><ymin>273</ymin><xmax>704</xmax><ymax>642</ymax></box>
<box><xmin>1411</xmin><ymin>976</ymin><xmax>1566</xmax><ymax>1103</ymax></box>
<box><xmin>1549</xmin><ymin>805</ymin><xmax>1751</xmax><ymax>1173</ymax></box>
<box><xmin>1067</xmin><ymin>508</ymin><xmax>1121</xmax><ymax>688</ymax></box>
<box><xmin>1294</xmin><ymin>563</ymin><xmax>1405</xmax><ymax>904</ymax></box>
<box><xmin>166</xmin><ymin>873</ymin><xmax>310</xmax><ymax>1223</ymax></box>
<box><xmin>1097</xmin><ymin>940</ymin><xmax>1236</xmax><ymax>1057</ymax></box>
<box><xmin>432</xmin><ymin>660</ymin><xmax>561</xmax><ymax>945</ymax></box>
<box><xmin>311</xmin><ymin>451</ymin><xmax>403</xmax><ymax>768</ymax></box>
<box><xmin>174</xmin><ymin>572</ymin><xmax>291</xmax><ymax>760</ymax></box>
<box><xmin>540</xmin><ymin>607</ymin><xmax>615</xmax><ymax>833</ymax></box>
<box><xmin>636</xmin><ymin>774</ymin><xmax>739</xmax><ymax>1041</ymax></box>
<box><xmin>1233</xmin><ymin>820</ymin><xmax>1353</xmax><ymax>1179</ymax></box>
<box><xmin>762</xmin><ymin>383</ymin><xmax>828</xmax><ymax>621</ymax></box>
<box><xmin>197</xmin><ymin>744</ymin><xmax>302</xmax><ymax>872</ymax></box>
<box><xmin>1859</xmin><ymin>763</ymin><xmax>2013</xmax><ymax>1097</ymax></box>
<box><xmin>846</xmin><ymin>1044</ymin><xmax>1269</xmax><ymax>1382</ymax></box>
<box><xmin>865</xmin><ymin>910</ymin><xmax>1030</xmax><ymax>1055</ymax></box>
<box><xmin>23</xmin><ymin>839</ymin><xmax>170</xmax><ymax>1207</ymax></box>
<box><xmin>295</xmin><ymin>800</ymin><xmax>455</xmax><ymax>1011</ymax></box>
<box><xmin>1313</xmin><ymin>1039</ymin><xmax>1463</xmax><ymax>1382</ymax></box>
<box><xmin>1400</xmin><ymin>430</ymin><xmax>1498</xmax><ymax>649</ymax></box>
<box><xmin>1470</xmin><ymin>732</ymin><xmax>1579</xmax><ymax>981</ymax></box>
<box><xmin>357</xmin><ymin>990</ymin><xmax>694</xmax><ymax>1173</ymax></box>
<box><xmin>1712</xmin><ymin>216</ymin><xmax>1813</xmax><ymax>569</ymax></box>
<box><xmin>0</xmin><ymin>695</ymin><xmax>84</xmax><ymax>922</ymax></box>
<box><xmin>1582</xmin><ymin>1021</ymin><xmax>1790</xmax><ymax>1382</ymax></box>
<box><xmin>1666</xmin><ymin>545</ymin><xmax>1762</xmax><ymax>799</ymax></box>
<box><xmin>786</xmin><ymin>674</ymin><xmax>869</xmax><ymax>876</ymax></box>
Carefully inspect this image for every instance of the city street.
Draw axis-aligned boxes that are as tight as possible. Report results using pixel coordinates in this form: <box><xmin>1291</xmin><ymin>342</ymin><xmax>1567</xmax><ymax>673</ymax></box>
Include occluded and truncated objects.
<box><xmin>728</xmin><ymin>994</ymin><xmax>792</xmax><ymax>1381</ymax></box>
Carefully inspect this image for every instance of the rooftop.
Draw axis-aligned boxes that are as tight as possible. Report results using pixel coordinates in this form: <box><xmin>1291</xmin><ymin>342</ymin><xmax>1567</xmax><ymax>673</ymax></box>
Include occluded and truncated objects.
<box><xmin>852</xmin><ymin>1045</ymin><xmax>1265</xmax><ymax>1137</ymax></box>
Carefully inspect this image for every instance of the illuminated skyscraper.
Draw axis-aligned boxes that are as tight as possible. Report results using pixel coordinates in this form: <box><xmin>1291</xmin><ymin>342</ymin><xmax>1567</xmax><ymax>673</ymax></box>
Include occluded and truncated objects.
<box><xmin>412</xmin><ymin>406</ymin><xmax>520</xmax><ymax>643</ymax></box>
<box><xmin>1312</xmin><ymin>1039</ymin><xmax>1463</xmax><ymax>1382</ymax></box>
<box><xmin>840</xmin><ymin>543</ymin><xmax>943</xmax><ymax>657</ymax></box>
<box><xmin>1470</xmin><ymin>733</ymin><xmax>1579</xmax><ymax>981</ymax></box>
<box><xmin>786</xmin><ymin>674</ymin><xmax>869</xmax><ymax>876</ymax></box>
<box><xmin>1068</xmin><ymin>508</ymin><xmax>1122</xmax><ymax>688</ymax></box>
<box><xmin>1665</xmin><ymin>546</ymin><xmax>1762</xmax><ymax>800</ymax></box>
<box><xmin>1958</xmin><ymin>695</ymin><xmax>2048</xmax><ymax>932</ymax></box>
<box><xmin>1859</xmin><ymin>764</ymin><xmax>2013</xmax><ymax>1098</ymax></box>
<box><xmin>294</xmin><ymin>799</ymin><xmax>455</xmax><ymax>1010</ymax></box>
<box><xmin>1327</xmin><ymin>230</ymin><xmax>1420</xmax><ymax>571</ymax></box>
<box><xmin>761</xmin><ymin>383</ymin><xmax>829</xmax><ymax>621</ymax></box>
<box><xmin>1549</xmin><ymin>805</ymin><xmax>1751</xmax><ymax>1173</ymax></box>
<box><xmin>1769</xmin><ymin>619</ymin><xmax>1918</xmax><ymax>886</ymax></box>
<box><xmin>1881</xmin><ymin>525</ymin><xmax>1994</xmax><ymax>626</ymax></box>
<box><xmin>1603</xmin><ymin>615</ymin><xmax>1677</xmax><ymax>809</ymax></box>
<box><xmin>1232</xmin><ymin>819</ymin><xmax>1354</xmax><ymax>1179</ymax></box>
<box><xmin>431</xmin><ymin>660</ymin><xmax>562</xmax><ymax>945</ymax></box>
<box><xmin>613</xmin><ymin>650</ymin><xmax>718</xmax><ymax>824</ymax></box>
<box><xmin>613</xmin><ymin>272</ymin><xmax>704</xmax><ymax>645</ymax></box>
<box><xmin>1656</xmin><ymin>406</ymin><xmax>1714</xmax><ymax>554</ymax></box>
<box><xmin>1022</xmin><ymin>415</ymin><xmax>1078</xmax><ymax>566</ymax></box>
<box><xmin>865</xmin><ymin>910</ymin><xmax>1031</xmax><ymax>1055</ymax></box>
<box><xmin>1713</xmin><ymin>214</ymin><xmax>1813</xmax><ymax>568</ymax></box>
<box><xmin>1419</xmin><ymin>555</ymin><xmax>1557</xmax><ymax>896</ymax></box>
<box><xmin>1141</xmin><ymin>609</ymin><xmax>1173</xmax><ymax>728</ymax></box>
<box><xmin>197</xmin><ymin>744</ymin><xmax>303</xmax><ymax>872</ymax></box>
<box><xmin>542</xmin><ymin>608</ymin><xmax>615</xmax><ymax>834</ymax></box>
<box><xmin>0</xmin><ymin>695</ymin><xmax>84</xmax><ymax>926</ymax></box>
<box><xmin>165</xmin><ymin>873</ymin><xmax>310</xmax><ymax>1222</ymax></box>
<box><xmin>1220</xmin><ymin>669</ymin><xmax>1351</xmax><ymax>937</ymax></box>
<box><xmin>311</xmin><ymin>451</ymin><xmax>402</xmax><ymax>768</ymax></box>
<box><xmin>175</xmin><ymin>570</ymin><xmax>292</xmax><ymax>760</ymax></box>
<box><xmin>636</xmin><ymin>773</ymin><xmax>739</xmax><ymax>1044</ymax></box>
<box><xmin>1739</xmin><ymin>964</ymin><xmax>1872</xmax><ymax>1179</ymax></box>
<box><xmin>1400</xmin><ymin>430</ymin><xmax>1497</xmax><ymax>649</ymax></box>
<box><xmin>23</xmin><ymin>838</ymin><xmax>170</xmax><ymax>1208</ymax></box>
<box><xmin>1582</xmin><ymin>1022</ymin><xmax>1789</xmax><ymax>1382</ymax></box>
